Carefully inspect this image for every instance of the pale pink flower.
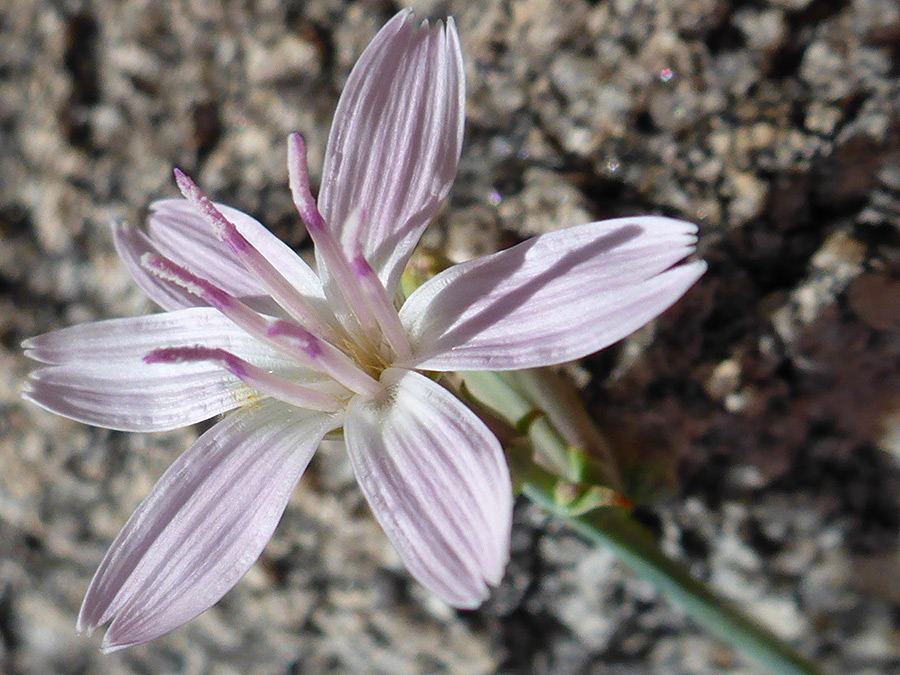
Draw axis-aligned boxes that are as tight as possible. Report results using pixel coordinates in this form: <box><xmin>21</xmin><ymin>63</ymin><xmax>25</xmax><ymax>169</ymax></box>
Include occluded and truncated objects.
<box><xmin>23</xmin><ymin>10</ymin><xmax>704</xmax><ymax>652</ymax></box>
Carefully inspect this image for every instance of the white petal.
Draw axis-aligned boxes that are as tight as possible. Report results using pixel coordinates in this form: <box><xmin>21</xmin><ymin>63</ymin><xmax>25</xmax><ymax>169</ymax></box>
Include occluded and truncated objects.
<box><xmin>399</xmin><ymin>217</ymin><xmax>705</xmax><ymax>371</ymax></box>
<box><xmin>317</xmin><ymin>10</ymin><xmax>465</xmax><ymax>296</ymax></box>
<box><xmin>112</xmin><ymin>221</ymin><xmax>202</xmax><ymax>311</ymax></box>
<box><xmin>22</xmin><ymin>308</ymin><xmax>319</xmax><ymax>431</ymax></box>
<box><xmin>23</xmin><ymin>307</ymin><xmax>285</xmax><ymax>365</ymax></box>
<box><xmin>148</xmin><ymin>199</ymin><xmax>327</xmax><ymax>307</ymax></box>
<box><xmin>344</xmin><ymin>369</ymin><xmax>512</xmax><ymax>607</ymax></box>
<box><xmin>113</xmin><ymin>220</ymin><xmax>281</xmax><ymax>315</ymax></box>
<box><xmin>147</xmin><ymin>200</ymin><xmax>268</xmax><ymax>300</ymax></box>
<box><xmin>114</xmin><ymin>200</ymin><xmax>329</xmax><ymax>316</ymax></box>
<box><xmin>77</xmin><ymin>400</ymin><xmax>338</xmax><ymax>651</ymax></box>
<box><xmin>24</xmin><ymin>360</ymin><xmax>247</xmax><ymax>432</ymax></box>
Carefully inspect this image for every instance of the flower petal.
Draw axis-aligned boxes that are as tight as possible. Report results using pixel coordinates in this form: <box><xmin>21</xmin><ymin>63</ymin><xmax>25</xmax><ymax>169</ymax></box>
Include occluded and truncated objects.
<box><xmin>344</xmin><ymin>369</ymin><xmax>512</xmax><ymax>607</ymax></box>
<box><xmin>77</xmin><ymin>400</ymin><xmax>338</xmax><ymax>652</ymax></box>
<box><xmin>22</xmin><ymin>307</ymin><xmax>280</xmax><ymax>365</ymax></box>
<box><xmin>113</xmin><ymin>220</ymin><xmax>278</xmax><ymax>315</ymax></box>
<box><xmin>22</xmin><ymin>308</ymin><xmax>319</xmax><ymax>431</ymax></box>
<box><xmin>150</xmin><ymin>199</ymin><xmax>327</xmax><ymax>306</ymax></box>
<box><xmin>112</xmin><ymin>221</ymin><xmax>201</xmax><ymax>311</ymax></box>
<box><xmin>24</xmin><ymin>361</ymin><xmax>247</xmax><ymax>432</ymax></box>
<box><xmin>147</xmin><ymin>200</ymin><xmax>268</xmax><ymax>300</ymax></box>
<box><xmin>399</xmin><ymin>217</ymin><xmax>706</xmax><ymax>371</ymax></box>
<box><xmin>115</xmin><ymin>199</ymin><xmax>328</xmax><ymax>315</ymax></box>
<box><xmin>317</xmin><ymin>10</ymin><xmax>465</xmax><ymax>296</ymax></box>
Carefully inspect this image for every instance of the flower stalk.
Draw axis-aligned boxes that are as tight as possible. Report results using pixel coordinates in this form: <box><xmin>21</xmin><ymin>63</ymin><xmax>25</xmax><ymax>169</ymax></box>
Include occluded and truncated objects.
<box><xmin>455</xmin><ymin>366</ymin><xmax>821</xmax><ymax>675</ymax></box>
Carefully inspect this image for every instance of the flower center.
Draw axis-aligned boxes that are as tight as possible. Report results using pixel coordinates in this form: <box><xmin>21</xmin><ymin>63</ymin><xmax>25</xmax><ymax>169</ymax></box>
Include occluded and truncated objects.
<box><xmin>332</xmin><ymin>328</ymin><xmax>394</xmax><ymax>382</ymax></box>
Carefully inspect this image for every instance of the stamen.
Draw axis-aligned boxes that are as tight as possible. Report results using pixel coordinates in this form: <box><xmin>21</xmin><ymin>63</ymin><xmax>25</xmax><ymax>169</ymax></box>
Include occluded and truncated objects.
<box><xmin>287</xmin><ymin>133</ymin><xmax>410</xmax><ymax>358</ymax></box>
<box><xmin>141</xmin><ymin>253</ymin><xmax>381</xmax><ymax>396</ymax></box>
<box><xmin>286</xmin><ymin>133</ymin><xmax>329</xmax><ymax>234</ymax></box>
<box><xmin>345</xmin><ymin>212</ymin><xmax>412</xmax><ymax>359</ymax></box>
<box><xmin>268</xmin><ymin>320</ymin><xmax>381</xmax><ymax>396</ymax></box>
<box><xmin>172</xmin><ymin>168</ymin><xmax>334</xmax><ymax>339</ymax></box>
<box><xmin>142</xmin><ymin>253</ymin><xmax>269</xmax><ymax>336</ymax></box>
<box><xmin>144</xmin><ymin>346</ymin><xmax>344</xmax><ymax>413</ymax></box>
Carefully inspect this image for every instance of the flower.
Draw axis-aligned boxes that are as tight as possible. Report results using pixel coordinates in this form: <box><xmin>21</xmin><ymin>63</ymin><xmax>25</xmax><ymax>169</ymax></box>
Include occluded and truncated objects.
<box><xmin>22</xmin><ymin>9</ymin><xmax>705</xmax><ymax>652</ymax></box>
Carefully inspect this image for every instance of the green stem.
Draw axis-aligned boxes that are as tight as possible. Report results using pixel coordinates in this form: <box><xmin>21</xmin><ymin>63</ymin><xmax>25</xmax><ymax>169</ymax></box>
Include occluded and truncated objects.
<box><xmin>460</xmin><ymin>370</ymin><xmax>621</xmax><ymax>488</ymax></box>
<box><xmin>459</xmin><ymin>369</ymin><xmax>821</xmax><ymax>675</ymax></box>
<box><xmin>524</xmin><ymin>485</ymin><xmax>820</xmax><ymax>675</ymax></box>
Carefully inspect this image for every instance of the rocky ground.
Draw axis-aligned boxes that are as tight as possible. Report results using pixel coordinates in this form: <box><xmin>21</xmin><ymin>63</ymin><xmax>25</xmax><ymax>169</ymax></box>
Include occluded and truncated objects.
<box><xmin>2</xmin><ymin>0</ymin><xmax>900</xmax><ymax>673</ymax></box>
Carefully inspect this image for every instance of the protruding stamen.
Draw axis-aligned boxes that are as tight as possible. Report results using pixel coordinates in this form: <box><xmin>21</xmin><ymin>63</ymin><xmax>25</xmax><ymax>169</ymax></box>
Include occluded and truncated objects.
<box><xmin>144</xmin><ymin>346</ymin><xmax>344</xmax><ymax>412</ymax></box>
<box><xmin>141</xmin><ymin>252</ymin><xmax>380</xmax><ymax>395</ymax></box>
<box><xmin>173</xmin><ymin>168</ymin><xmax>333</xmax><ymax>339</ymax></box>
<box><xmin>286</xmin><ymin>134</ymin><xmax>375</xmax><ymax>328</ymax></box>
<box><xmin>268</xmin><ymin>320</ymin><xmax>381</xmax><ymax>396</ymax></box>
<box><xmin>288</xmin><ymin>133</ymin><xmax>406</xmax><ymax>355</ymax></box>
<box><xmin>141</xmin><ymin>253</ymin><xmax>269</xmax><ymax>335</ymax></box>
<box><xmin>344</xmin><ymin>212</ymin><xmax>412</xmax><ymax>359</ymax></box>
<box><xmin>286</xmin><ymin>133</ymin><xmax>330</xmax><ymax>234</ymax></box>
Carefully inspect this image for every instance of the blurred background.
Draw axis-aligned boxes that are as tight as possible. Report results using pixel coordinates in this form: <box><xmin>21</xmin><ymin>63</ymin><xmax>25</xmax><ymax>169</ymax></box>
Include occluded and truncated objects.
<box><xmin>2</xmin><ymin>0</ymin><xmax>900</xmax><ymax>672</ymax></box>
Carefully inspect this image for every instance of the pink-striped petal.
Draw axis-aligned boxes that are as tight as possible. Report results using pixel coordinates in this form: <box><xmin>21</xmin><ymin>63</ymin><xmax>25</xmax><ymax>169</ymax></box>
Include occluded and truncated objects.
<box><xmin>172</xmin><ymin>173</ymin><xmax>338</xmax><ymax>337</ymax></box>
<box><xmin>113</xmin><ymin>220</ymin><xmax>281</xmax><ymax>315</ymax></box>
<box><xmin>24</xmin><ymin>360</ymin><xmax>247</xmax><ymax>432</ymax></box>
<box><xmin>399</xmin><ymin>217</ymin><xmax>705</xmax><ymax>371</ymax></box>
<box><xmin>149</xmin><ymin>199</ymin><xmax>327</xmax><ymax>308</ymax></box>
<box><xmin>22</xmin><ymin>308</ymin><xmax>318</xmax><ymax>431</ymax></box>
<box><xmin>144</xmin><ymin>346</ymin><xmax>344</xmax><ymax>413</ymax></box>
<box><xmin>22</xmin><ymin>307</ymin><xmax>286</xmax><ymax>365</ymax></box>
<box><xmin>344</xmin><ymin>369</ymin><xmax>512</xmax><ymax>607</ymax></box>
<box><xmin>113</xmin><ymin>221</ymin><xmax>202</xmax><ymax>311</ymax></box>
<box><xmin>79</xmin><ymin>400</ymin><xmax>338</xmax><ymax>652</ymax></box>
<box><xmin>147</xmin><ymin>200</ymin><xmax>269</xmax><ymax>300</ymax></box>
<box><xmin>115</xmin><ymin>200</ymin><xmax>329</xmax><ymax>316</ymax></box>
<box><xmin>317</xmin><ymin>10</ymin><xmax>465</xmax><ymax>297</ymax></box>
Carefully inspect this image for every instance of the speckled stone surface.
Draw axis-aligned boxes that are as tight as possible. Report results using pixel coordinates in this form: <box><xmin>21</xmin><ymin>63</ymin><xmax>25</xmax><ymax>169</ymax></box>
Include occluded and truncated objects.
<box><xmin>2</xmin><ymin>1</ymin><xmax>900</xmax><ymax>673</ymax></box>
